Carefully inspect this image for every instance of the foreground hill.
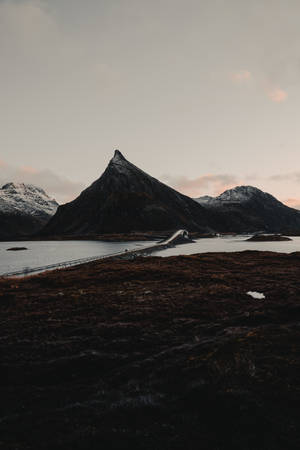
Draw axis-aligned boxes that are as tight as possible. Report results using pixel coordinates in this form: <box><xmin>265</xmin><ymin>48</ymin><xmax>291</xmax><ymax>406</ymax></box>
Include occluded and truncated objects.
<box><xmin>0</xmin><ymin>183</ymin><xmax>58</xmax><ymax>240</ymax></box>
<box><xmin>1</xmin><ymin>252</ymin><xmax>300</xmax><ymax>449</ymax></box>
<box><xmin>195</xmin><ymin>185</ymin><xmax>300</xmax><ymax>233</ymax></box>
<box><xmin>42</xmin><ymin>150</ymin><xmax>217</xmax><ymax>236</ymax></box>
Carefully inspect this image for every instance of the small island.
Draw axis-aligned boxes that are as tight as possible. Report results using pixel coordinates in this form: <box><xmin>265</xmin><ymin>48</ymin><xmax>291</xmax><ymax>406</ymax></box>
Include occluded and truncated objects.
<box><xmin>246</xmin><ymin>234</ymin><xmax>292</xmax><ymax>242</ymax></box>
<box><xmin>6</xmin><ymin>247</ymin><xmax>28</xmax><ymax>251</ymax></box>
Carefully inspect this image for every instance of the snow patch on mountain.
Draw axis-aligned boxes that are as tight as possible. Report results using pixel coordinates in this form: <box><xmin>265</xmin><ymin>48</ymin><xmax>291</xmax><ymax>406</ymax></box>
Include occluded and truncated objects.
<box><xmin>195</xmin><ymin>186</ymin><xmax>271</xmax><ymax>205</ymax></box>
<box><xmin>216</xmin><ymin>186</ymin><xmax>266</xmax><ymax>202</ymax></box>
<box><xmin>0</xmin><ymin>182</ymin><xmax>58</xmax><ymax>217</ymax></box>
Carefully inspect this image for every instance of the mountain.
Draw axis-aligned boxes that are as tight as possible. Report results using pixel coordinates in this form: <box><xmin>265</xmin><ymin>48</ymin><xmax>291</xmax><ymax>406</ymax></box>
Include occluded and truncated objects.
<box><xmin>41</xmin><ymin>153</ymin><xmax>300</xmax><ymax>237</ymax></box>
<box><xmin>195</xmin><ymin>185</ymin><xmax>300</xmax><ymax>233</ymax></box>
<box><xmin>42</xmin><ymin>150</ymin><xmax>217</xmax><ymax>236</ymax></box>
<box><xmin>195</xmin><ymin>195</ymin><xmax>214</xmax><ymax>204</ymax></box>
<box><xmin>0</xmin><ymin>183</ymin><xmax>58</xmax><ymax>239</ymax></box>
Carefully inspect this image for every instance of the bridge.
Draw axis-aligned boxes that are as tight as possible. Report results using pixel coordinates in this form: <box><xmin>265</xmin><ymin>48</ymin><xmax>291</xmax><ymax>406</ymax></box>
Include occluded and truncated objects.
<box><xmin>1</xmin><ymin>230</ymin><xmax>191</xmax><ymax>278</ymax></box>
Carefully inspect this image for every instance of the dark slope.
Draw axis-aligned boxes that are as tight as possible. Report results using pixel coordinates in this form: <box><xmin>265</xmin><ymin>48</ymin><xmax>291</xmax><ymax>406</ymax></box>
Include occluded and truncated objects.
<box><xmin>195</xmin><ymin>185</ymin><xmax>300</xmax><ymax>233</ymax></box>
<box><xmin>42</xmin><ymin>151</ymin><xmax>217</xmax><ymax>236</ymax></box>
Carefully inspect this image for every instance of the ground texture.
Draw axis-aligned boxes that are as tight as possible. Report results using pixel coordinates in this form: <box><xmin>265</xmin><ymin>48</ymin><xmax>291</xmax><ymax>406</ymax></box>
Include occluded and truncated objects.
<box><xmin>1</xmin><ymin>251</ymin><xmax>300</xmax><ymax>449</ymax></box>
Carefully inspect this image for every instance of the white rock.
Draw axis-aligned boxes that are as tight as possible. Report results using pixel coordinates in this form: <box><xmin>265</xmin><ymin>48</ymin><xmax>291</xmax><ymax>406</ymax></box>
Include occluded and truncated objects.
<box><xmin>246</xmin><ymin>291</ymin><xmax>266</xmax><ymax>300</ymax></box>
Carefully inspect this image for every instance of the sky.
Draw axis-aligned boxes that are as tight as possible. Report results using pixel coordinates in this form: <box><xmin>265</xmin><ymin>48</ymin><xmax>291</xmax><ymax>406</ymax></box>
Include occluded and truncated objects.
<box><xmin>1</xmin><ymin>0</ymin><xmax>300</xmax><ymax>207</ymax></box>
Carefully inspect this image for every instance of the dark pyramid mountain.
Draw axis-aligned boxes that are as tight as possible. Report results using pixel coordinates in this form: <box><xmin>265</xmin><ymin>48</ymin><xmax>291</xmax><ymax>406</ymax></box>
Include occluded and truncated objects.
<box><xmin>42</xmin><ymin>150</ymin><xmax>217</xmax><ymax>236</ymax></box>
<box><xmin>195</xmin><ymin>185</ymin><xmax>300</xmax><ymax>233</ymax></box>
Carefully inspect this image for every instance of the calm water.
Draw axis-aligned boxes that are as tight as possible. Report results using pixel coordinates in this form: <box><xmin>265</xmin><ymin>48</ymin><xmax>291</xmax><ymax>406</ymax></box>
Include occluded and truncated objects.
<box><xmin>1</xmin><ymin>236</ymin><xmax>300</xmax><ymax>276</ymax></box>
<box><xmin>0</xmin><ymin>240</ymin><xmax>152</xmax><ymax>276</ymax></box>
<box><xmin>152</xmin><ymin>235</ymin><xmax>300</xmax><ymax>257</ymax></box>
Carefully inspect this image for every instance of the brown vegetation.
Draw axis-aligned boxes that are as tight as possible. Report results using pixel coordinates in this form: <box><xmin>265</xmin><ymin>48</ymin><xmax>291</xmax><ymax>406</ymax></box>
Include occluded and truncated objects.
<box><xmin>1</xmin><ymin>251</ymin><xmax>300</xmax><ymax>449</ymax></box>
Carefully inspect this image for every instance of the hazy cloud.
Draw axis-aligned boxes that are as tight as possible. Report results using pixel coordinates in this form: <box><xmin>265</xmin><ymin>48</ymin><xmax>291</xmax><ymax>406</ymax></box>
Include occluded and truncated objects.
<box><xmin>229</xmin><ymin>68</ymin><xmax>288</xmax><ymax>103</ymax></box>
<box><xmin>265</xmin><ymin>85</ymin><xmax>288</xmax><ymax>103</ymax></box>
<box><xmin>269</xmin><ymin>173</ymin><xmax>300</xmax><ymax>182</ymax></box>
<box><xmin>0</xmin><ymin>161</ymin><xmax>85</xmax><ymax>204</ymax></box>
<box><xmin>230</xmin><ymin>70</ymin><xmax>252</xmax><ymax>83</ymax></box>
<box><xmin>162</xmin><ymin>173</ymin><xmax>239</xmax><ymax>198</ymax></box>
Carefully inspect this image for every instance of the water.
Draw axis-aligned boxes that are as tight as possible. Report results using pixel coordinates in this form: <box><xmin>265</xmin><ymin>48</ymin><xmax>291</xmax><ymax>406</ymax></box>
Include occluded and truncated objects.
<box><xmin>1</xmin><ymin>236</ymin><xmax>300</xmax><ymax>277</ymax></box>
<box><xmin>152</xmin><ymin>235</ymin><xmax>300</xmax><ymax>257</ymax></box>
<box><xmin>0</xmin><ymin>240</ymin><xmax>152</xmax><ymax>276</ymax></box>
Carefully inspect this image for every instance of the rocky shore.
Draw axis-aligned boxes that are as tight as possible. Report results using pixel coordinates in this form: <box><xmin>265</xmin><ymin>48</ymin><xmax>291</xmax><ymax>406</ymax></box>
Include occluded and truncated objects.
<box><xmin>247</xmin><ymin>234</ymin><xmax>292</xmax><ymax>242</ymax></box>
<box><xmin>1</xmin><ymin>252</ymin><xmax>300</xmax><ymax>449</ymax></box>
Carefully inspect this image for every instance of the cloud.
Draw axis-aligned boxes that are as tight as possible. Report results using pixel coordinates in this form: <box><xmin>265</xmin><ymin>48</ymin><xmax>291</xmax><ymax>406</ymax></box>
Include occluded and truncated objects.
<box><xmin>269</xmin><ymin>173</ymin><xmax>300</xmax><ymax>182</ymax></box>
<box><xmin>230</xmin><ymin>70</ymin><xmax>252</xmax><ymax>83</ymax></box>
<box><xmin>230</xmin><ymin>70</ymin><xmax>287</xmax><ymax>103</ymax></box>
<box><xmin>265</xmin><ymin>85</ymin><xmax>288</xmax><ymax>103</ymax></box>
<box><xmin>0</xmin><ymin>161</ymin><xmax>85</xmax><ymax>204</ymax></box>
<box><xmin>162</xmin><ymin>174</ymin><xmax>239</xmax><ymax>198</ymax></box>
<box><xmin>20</xmin><ymin>165</ymin><xmax>38</xmax><ymax>175</ymax></box>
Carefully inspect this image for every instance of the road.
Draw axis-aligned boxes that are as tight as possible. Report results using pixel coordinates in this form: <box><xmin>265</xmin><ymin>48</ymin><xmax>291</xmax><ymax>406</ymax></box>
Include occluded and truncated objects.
<box><xmin>1</xmin><ymin>229</ymin><xmax>190</xmax><ymax>278</ymax></box>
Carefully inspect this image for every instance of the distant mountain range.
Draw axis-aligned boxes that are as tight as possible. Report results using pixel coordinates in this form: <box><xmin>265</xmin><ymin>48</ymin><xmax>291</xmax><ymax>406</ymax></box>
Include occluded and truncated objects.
<box><xmin>0</xmin><ymin>183</ymin><xmax>58</xmax><ymax>239</ymax></box>
<box><xmin>1</xmin><ymin>152</ymin><xmax>300</xmax><ymax>239</ymax></box>
<box><xmin>41</xmin><ymin>151</ymin><xmax>300</xmax><ymax>237</ymax></box>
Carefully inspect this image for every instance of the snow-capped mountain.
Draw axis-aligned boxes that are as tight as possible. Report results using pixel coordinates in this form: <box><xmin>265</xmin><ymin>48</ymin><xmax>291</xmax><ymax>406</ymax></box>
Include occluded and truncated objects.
<box><xmin>217</xmin><ymin>186</ymin><xmax>265</xmax><ymax>202</ymax></box>
<box><xmin>0</xmin><ymin>183</ymin><xmax>58</xmax><ymax>239</ymax></box>
<box><xmin>0</xmin><ymin>182</ymin><xmax>58</xmax><ymax>216</ymax></box>
<box><xmin>195</xmin><ymin>186</ymin><xmax>278</xmax><ymax>205</ymax></box>
<box><xmin>42</xmin><ymin>150</ymin><xmax>217</xmax><ymax>236</ymax></box>
<box><xmin>195</xmin><ymin>185</ymin><xmax>300</xmax><ymax>233</ymax></box>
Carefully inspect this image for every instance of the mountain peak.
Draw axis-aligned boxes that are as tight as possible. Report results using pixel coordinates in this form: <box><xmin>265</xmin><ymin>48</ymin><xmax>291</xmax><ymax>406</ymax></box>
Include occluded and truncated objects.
<box><xmin>111</xmin><ymin>149</ymin><xmax>126</xmax><ymax>163</ymax></box>
<box><xmin>42</xmin><ymin>149</ymin><xmax>216</xmax><ymax>235</ymax></box>
<box><xmin>1</xmin><ymin>182</ymin><xmax>51</xmax><ymax>197</ymax></box>
<box><xmin>2</xmin><ymin>182</ymin><xmax>24</xmax><ymax>190</ymax></box>
<box><xmin>217</xmin><ymin>185</ymin><xmax>266</xmax><ymax>202</ymax></box>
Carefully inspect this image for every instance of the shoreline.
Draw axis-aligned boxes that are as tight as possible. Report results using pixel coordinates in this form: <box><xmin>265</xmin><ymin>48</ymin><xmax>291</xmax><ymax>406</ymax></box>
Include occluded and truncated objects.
<box><xmin>2</xmin><ymin>230</ymin><xmax>300</xmax><ymax>243</ymax></box>
<box><xmin>0</xmin><ymin>230</ymin><xmax>193</xmax><ymax>278</ymax></box>
<box><xmin>0</xmin><ymin>231</ymin><xmax>217</xmax><ymax>242</ymax></box>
